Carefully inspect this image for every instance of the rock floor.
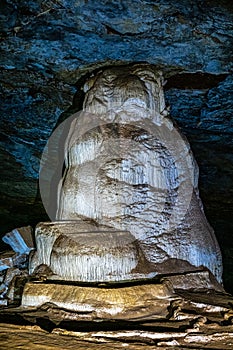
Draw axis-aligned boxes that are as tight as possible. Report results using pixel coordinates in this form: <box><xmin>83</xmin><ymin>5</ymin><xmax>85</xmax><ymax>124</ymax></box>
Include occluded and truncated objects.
<box><xmin>0</xmin><ymin>322</ymin><xmax>233</xmax><ymax>350</ymax></box>
<box><xmin>1</xmin><ymin>286</ymin><xmax>233</xmax><ymax>350</ymax></box>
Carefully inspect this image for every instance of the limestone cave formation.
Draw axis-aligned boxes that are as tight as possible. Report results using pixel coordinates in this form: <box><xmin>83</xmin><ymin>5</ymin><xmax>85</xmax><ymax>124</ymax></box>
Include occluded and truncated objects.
<box><xmin>0</xmin><ymin>1</ymin><xmax>233</xmax><ymax>349</ymax></box>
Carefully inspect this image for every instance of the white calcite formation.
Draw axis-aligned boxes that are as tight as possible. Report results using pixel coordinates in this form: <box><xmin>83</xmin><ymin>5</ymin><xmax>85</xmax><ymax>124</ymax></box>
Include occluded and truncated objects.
<box><xmin>30</xmin><ymin>222</ymin><xmax>158</xmax><ymax>282</ymax></box>
<box><xmin>32</xmin><ymin>65</ymin><xmax>222</xmax><ymax>285</ymax></box>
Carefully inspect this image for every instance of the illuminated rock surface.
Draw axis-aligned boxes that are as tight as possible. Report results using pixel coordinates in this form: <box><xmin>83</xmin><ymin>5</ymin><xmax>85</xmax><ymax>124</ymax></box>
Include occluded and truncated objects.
<box><xmin>21</xmin><ymin>281</ymin><xmax>173</xmax><ymax>318</ymax></box>
<box><xmin>0</xmin><ymin>321</ymin><xmax>233</xmax><ymax>350</ymax></box>
<box><xmin>30</xmin><ymin>222</ymin><xmax>157</xmax><ymax>282</ymax></box>
<box><xmin>0</xmin><ymin>2</ymin><xmax>232</xmax><ymax>347</ymax></box>
<box><xmin>31</xmin><ymin>65</ymin><xmax>222</xmax><ymax>284</ymax></box>
<box><xmin>0</xmin><ymin>64</ymin><xmax>228</xmax><ymax>349</ymax></box>
<box><xmin>1</xmin><ymin>284</ymin><xmax>233</xmax><ymax>349</ymax></box>
<box><xmin>2</xmin><ymin>226</ymin><xmax>34</xmax><ymax>256</ymax></box>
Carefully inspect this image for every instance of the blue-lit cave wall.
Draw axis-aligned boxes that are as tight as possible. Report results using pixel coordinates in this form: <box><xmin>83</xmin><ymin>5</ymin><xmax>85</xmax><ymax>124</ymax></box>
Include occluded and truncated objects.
<box><xmin>0</xmin><ymin>0</ymin><xmax>233</xmax><ymax>292</ymax></box>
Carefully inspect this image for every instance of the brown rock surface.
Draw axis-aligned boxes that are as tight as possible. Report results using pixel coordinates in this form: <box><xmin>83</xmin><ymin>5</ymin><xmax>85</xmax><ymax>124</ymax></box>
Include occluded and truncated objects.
<box><xmin>1</xmin><ymin>286</ymin><xmax>233</xmax><ymax>350</ymax></box>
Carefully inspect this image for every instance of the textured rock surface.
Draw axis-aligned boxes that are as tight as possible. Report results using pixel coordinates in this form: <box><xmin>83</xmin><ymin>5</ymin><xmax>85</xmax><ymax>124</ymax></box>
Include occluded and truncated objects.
<box><xmin>35</xmin><ymin>65</ymin><xmax>222</xmax><ymax>283</ymax></box>
<box><xmin>30</xmin><ymin>222</ymin><xmax>158</xmax><ymax>282</ymax></box>
<box><xmin>2</xmin><ymin>226</ymin><xmax>34</xmax><ymax>255</ymax></box>
<box><xmin>0</xmin><ymin>1</ymin><xmax>233</xmax><ymax>290</ymax></box>
<box><xmin>1</xmin><ymin>322</ymin><xmax>233</xmax><ymax>350</ymax></box>
<box><xmin>21</xmin><ymin>281</ymin><xmax>173</xmax><ymax>318</ymax></box>
<box><xmin>0</xmin><ymin>325</ymin><xmax>233</xmax><ymax>350</ymax></box>
<box><xmin>1</xmin><ymin>285</ymin><xmax>233</xmax><ymax>349</ymax></box>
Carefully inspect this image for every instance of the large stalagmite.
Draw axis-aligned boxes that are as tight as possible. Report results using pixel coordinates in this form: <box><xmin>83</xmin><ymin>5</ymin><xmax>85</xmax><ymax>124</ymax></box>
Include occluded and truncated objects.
<box><xmin>31</xmin><ymin>64</ymin><xmax>222</xmax><ymax>286</ymax></box>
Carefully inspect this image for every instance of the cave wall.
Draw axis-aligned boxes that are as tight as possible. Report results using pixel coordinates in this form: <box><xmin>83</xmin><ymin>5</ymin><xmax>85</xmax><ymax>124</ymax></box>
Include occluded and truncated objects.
<box><xmin>0</xmin><ymin>0</ymin><xmax>233</xmax><ymax>291</ymax></box>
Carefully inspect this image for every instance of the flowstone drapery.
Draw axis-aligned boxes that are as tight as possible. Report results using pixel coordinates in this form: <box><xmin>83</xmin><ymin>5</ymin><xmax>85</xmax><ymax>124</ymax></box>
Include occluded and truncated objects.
<box><xmin>2</xmin><ymin>66</ymin><xmax>233</xmax><ymax>348</ymax></box>
<box><xmin>29</xmin><ymin>64</ymin><xmax>222</xmax><ymax>288</ymax></box>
